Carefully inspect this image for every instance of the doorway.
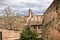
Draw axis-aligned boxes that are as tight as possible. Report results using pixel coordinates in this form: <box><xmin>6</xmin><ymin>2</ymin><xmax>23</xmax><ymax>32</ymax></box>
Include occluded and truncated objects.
<box><xmin>0</xmin><ymin>32</ymin><xmax>2</xmax><ymax>40</ymax></box>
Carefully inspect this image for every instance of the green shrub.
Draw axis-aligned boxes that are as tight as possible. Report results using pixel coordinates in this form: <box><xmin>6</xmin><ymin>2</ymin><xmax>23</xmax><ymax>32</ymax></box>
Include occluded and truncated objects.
<box><xmin>36</xmin><ymin>38</ymin><xmax>44</xmax><ymax>40</ymax></box>
<box><xmin>20</xmin><ymin>29</ymin><xmax>37</xmax><ymax>40</ymax></box>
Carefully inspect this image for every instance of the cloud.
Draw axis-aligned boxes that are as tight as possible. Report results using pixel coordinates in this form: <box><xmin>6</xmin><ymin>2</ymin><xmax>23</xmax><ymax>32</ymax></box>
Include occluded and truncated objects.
<box><xmin>0</xmin><ymin>0</ymin><xmax>53</xmax><ymax>15</ymax></box>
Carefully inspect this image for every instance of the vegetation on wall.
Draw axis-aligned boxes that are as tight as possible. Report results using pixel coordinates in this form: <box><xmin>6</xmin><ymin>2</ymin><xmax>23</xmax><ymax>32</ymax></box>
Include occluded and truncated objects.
<box><xmin>56</xmin><ymin>5</ymin><xmax>58</xmax><ymax>11</ymax></box>
<box><xmin>43</xmin><ymin>20</ymin><xmax>53</xmax><ymax>28</ymax></box>
<box><xmin>56</xmin><ymin>4</ymin><xmax>60</xmax><ymax>20</ymax></box>
<box><xmin>57</xmin><ymin>24</ymin><xmax>60</xmax><ymax>32</ymax></box>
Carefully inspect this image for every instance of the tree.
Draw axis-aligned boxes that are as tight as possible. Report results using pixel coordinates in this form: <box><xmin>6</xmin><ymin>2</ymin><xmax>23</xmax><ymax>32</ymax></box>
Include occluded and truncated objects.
<box><xmin>2</xmin><ymin>7</ymin><xmax>15</xmax><ymax>17</ymax></box>
<box><xmin>16</xmin><ymin>17</ymin><xmax>27</xmax><ymax>31</ymax></box>
<box><xmin>0</xmin><ymin>7</ymin><xmax>27</xmax><ymax>30</ymax></box>
<box><xmin>20</xmin><ymin>29</ymin><xmax>37</xmax><ymax>40</ymax></box>
<box><xmin>0</xmin><ymin>7</ymin><xmax>19</xmax><ymax>30</ymax></box>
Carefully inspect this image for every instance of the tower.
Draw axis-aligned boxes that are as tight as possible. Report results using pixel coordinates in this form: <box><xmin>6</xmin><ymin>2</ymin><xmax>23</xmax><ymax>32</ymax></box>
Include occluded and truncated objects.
<box><xmin>28</xmin><ymin>9</ymin><xmax>34</xmax><ymax>18</ymax></box>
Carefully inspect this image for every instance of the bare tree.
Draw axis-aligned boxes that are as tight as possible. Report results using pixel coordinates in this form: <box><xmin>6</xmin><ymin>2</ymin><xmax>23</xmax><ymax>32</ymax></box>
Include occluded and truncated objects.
<box><xmin>1</xmin><ymin>7</ymin><xmax>17</xmax><ymax>30</ymax></box>
<box><xmin>0</xmin><ymin>7</ymin><xmax>26</xmax><ymax>31</ymax></box>
<box><xmin>2</xmin><ymin>7</ymin><xmax>15</xmax><ymax>17</ymax></box>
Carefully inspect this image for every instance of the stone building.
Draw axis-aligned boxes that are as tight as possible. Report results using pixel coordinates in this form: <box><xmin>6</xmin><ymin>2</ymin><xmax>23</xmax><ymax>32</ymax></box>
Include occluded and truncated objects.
<box><xmin>0</xmin><ymin>29</ymin><xmax>20</xmax><ymax>40</ymax></box>
<box><xmin>43</xmin><ymin>0</ymin><xmax>60</xmax><ymax>40</ymax></box>
<box><xmin>23</xmin><ymin>9</ymin><xmax>43</xmax><ymax>34</ymax></box>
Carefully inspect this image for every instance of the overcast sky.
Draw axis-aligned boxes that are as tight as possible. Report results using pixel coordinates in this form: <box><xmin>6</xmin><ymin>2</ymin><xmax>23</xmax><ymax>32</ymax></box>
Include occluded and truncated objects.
<box><xmin>0</xmin><ymin>0</ymin><xmax>53</xmax><ymax>15</ymax></box>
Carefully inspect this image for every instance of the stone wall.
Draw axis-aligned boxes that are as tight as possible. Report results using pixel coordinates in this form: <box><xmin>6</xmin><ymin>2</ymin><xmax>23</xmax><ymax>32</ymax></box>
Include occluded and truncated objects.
<box><xmin>0</xmin><ymin>29</ymin><xmax>20</xmax><ymax>40</ymax></box>
<box><xmin>43</xmin><ymin>0</ymin><xmax>60</xmax><ymax>40</ymax></box>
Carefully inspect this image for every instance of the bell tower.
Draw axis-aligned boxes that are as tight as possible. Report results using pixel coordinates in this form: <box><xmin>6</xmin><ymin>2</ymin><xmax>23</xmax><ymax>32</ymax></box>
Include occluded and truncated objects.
<box><xmin>28</xmin><ymin>9</ymin><xmax>33</xmax><ymax>18</ymax></box>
